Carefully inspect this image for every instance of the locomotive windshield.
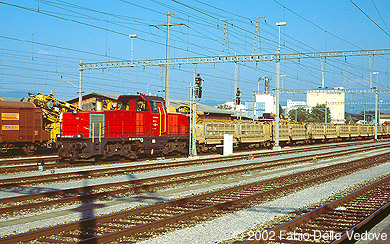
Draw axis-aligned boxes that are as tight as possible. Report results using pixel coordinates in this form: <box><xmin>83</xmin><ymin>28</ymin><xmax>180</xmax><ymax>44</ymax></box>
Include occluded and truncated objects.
<box><xmin>150</xmin><ymin>101</ymin><xmax>159</xmax><ymax>113</ymax></box>
<box><xmin>116</xmin><ymin>99</ymin><xmax>129</xmax><ymax>110</ymax></box>
<box><xmin>149</xmin><ymin>101</ymin><xmax>166</xmax><ymax>114</ymax></box>
<box><xmin>136</xmin><ymin>100</ymin><xmax>148</xmax><ymax>111</ymax></box>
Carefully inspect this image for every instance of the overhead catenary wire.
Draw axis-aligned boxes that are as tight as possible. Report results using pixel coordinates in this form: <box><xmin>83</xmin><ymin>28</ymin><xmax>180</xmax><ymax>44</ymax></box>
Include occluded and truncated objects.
<box><xmin>350</xmin><ymin>0</ymin><xmax>390</xmax><ymax>38</ymax></box>
<box><xmin>371</xmin><ymin>0</ymin><xmax>390</xmax><ymax>35</ymax></box>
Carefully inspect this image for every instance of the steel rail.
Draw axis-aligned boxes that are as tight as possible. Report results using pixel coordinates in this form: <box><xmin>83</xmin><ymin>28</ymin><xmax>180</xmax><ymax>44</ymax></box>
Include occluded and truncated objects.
<box><xmin>0</xmin><ymin>155</ymin><xmax>58</xmax><ymax>165</ymax></box>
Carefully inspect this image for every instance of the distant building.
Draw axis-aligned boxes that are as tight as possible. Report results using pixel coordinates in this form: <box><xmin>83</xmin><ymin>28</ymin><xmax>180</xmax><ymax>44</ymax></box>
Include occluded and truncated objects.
<box><xmin>284</xmin><ymin>99</ymin><xmax>307</xmax><ymax>114</ymax></box>
<box><xmin>306</xmin><ymin>87</ymin><xmax>345</xmax><ymax>124</ymax></box>
<box><xmin>219</xmin><ymin>101</ymin><xmax>249</xmax><ymax>120</ymax></box>
<box><xmin>252</xmin><ymin>94</ymin><xmax>275</xmax><ymax>118</ymax></box>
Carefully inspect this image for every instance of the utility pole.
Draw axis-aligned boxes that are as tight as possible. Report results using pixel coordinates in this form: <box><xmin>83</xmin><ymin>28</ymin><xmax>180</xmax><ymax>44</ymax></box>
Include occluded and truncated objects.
<box><xmin>249</xmin><ymin>16</ymin><xmax>265</xmax><ymax>54</ymax></box>
<box><xmin>234</xmin><ymin>56</ymin><xmax>238</xmax><ymax>106</ymax></box>
<box><xmin>321</xmin><ymin>57</ymin><xmax>326</xmax><ymax>88</ymax></box>
<box><xmin>363</xmin><ymin>104</ymin><xmax>366</xmax><ymax>123</ymax></box>
<box><xmin>373</xmin><ymin>71</ymin><xmax>379</xmax><ymax>140</ymax></box>
<box><xmin>151</xmin><ymin>12</ymin><xmax>188</xmax><ymax>106</ymax></box>
<box><xmin>344</xmin><ymin>68</ymin><xmax>351</xmax><ymax>111</ymax></box>
<box><xmin>190</xmin><ymin>67</ymin><xmax>197</xmax><ymax>157</ymax></box>
<box><xmin>274</xmin><ymin>21</ymin><xmax>286</xmax><ymax>150</ymax></box>
<box><xmin>369</xmin><ymin>55</ymin><xmax>374</xmax><ymax>88</ymax></box>
<box><xmin>219</xmin><ymin>19</ymin><xmax>232</xmax><ymax>55</ymax></box>
<box><xmin>253</xmin><ymin>90</ymin><xmax>256</xmax><ymax>118</ymax></box>
<box><xmin>129</xmin><ymin>34</ymin><xmax>138</xmax><ymax>61</ymax></box>
<box><xmin>281</xmin><ymin>75</ymin><xmax>286</xmax><ymax>90</ymax></box>
<box><xmin>324</xmin><ymin>92</ymin><xmax>328</xmax><ymax>123</ymax></box>
<box><xmin>78</xmin><ymin>60</ymin><xmax>83</xmax><ymax>109</ymax></box>
<box><xmin>189</xmin><ymin>65</ymin><xmax>203</xmax><ymax>157</ymax></box>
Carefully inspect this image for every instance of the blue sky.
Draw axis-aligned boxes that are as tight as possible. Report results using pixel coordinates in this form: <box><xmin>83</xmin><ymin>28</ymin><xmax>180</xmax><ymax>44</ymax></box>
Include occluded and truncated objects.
<box><xmin>0</xmin><ymin>0</ymin><xmax>389</xmax><ymax>113</ymax></box>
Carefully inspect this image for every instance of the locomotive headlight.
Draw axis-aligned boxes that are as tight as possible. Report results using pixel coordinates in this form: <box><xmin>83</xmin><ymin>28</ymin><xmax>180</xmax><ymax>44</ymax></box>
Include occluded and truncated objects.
<box><xmin>72</xmin><ymin>110</ymin><xmax>78</xmax><ymax>115</ymax></box>
<box><xmin>77</xmin><ymin>134</ymin><xmax>82</xmax><ymax>138</ymax></box>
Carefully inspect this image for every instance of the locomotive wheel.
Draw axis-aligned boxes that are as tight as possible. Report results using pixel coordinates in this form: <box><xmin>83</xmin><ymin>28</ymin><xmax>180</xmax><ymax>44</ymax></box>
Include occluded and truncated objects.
<box><xmin>177</xmin><ymin>141</ymin><xmax>188</xmax><ymax>155</ymax></box>
<box><xmin>123</xmin><ymin>143</ymin><xmax>138</xmax><ymax>159</ymax></box>
<box><xmin>199</xmin><ymin>144</ymin><xmax>208</xmax><ymax>153</ymax></box>
<box><xmin>162</xmin><ymin>143</ymin><xmax>171</xmax><ymax>155</ymax></box>
<box><xmin>22</xmin><ymin>144</ymin><xmax>36</xmax><ymax>155</ymax></box>
<box><xmin>264</xmin><ymin>141</ymin><xmax>273</xmax><ymax>149</ymax></box>
<box><xmin>196</xmin><ymin>144</ymin><xmax>202</xmax><ymax>153</ymax></box>
<box><xmin>103</xmin><ymin>143</ymin><xmax>116</xmax><ymax>158</ymax></box>
<box><xmin>182</xmin><ymin>142</ymin><xmax>188</xmax><ymax>155</ymax></box>
<box><xmin>68</xmin><ymin>145</ymin><xmax>77</xmax><ymax>161</ymax></box>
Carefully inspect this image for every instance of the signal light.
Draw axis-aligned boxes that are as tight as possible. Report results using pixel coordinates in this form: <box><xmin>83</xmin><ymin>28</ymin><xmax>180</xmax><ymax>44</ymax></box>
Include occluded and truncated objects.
<box><xmin>194</xmin><ymin>74</ymin><xmax>203</xmax><ymax>99</ymax></box>
<box><xmin>235</xmin><ymin>88</ymin><xmax>241</xmax><ymax>105</ymax></box>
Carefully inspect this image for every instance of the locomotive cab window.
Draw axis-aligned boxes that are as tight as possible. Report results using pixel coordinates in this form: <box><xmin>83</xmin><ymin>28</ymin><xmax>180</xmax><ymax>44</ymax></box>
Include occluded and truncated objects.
<box><xmin>136</xmin><ymin>100</ymin><xmax>148</xmax><ymax>112</ymax></box>
<box><xmin>116</xmin><ymin>99</ymin><xmax>129</xmax><ymax>110</ymax></box>
<box><xmin>157</xmin><ymin>102</ymin><xmax>166</xmax><ymax>114</ymax></box>
<box><xmin>150</xmin><ymin>101</ymin><xmax>159</xmax><ymax>113</ymax></box>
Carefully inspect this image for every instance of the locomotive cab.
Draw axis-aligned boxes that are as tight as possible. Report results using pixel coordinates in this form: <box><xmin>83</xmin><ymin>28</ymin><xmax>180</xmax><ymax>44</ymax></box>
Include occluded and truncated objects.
<box><xmin>116</xmin><ymin>94</ymin><xmax>164</xmax><ymax>111</ymax></box>
<box><xmin>115</xmin><ymin>94</ymin><xmax>167</xmax><ymax>137</ymax></box>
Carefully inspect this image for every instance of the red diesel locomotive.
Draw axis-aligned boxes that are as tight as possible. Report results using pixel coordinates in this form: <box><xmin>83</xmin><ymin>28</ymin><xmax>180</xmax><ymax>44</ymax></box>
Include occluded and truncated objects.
<box><xmin>57</xmin><ymin>94</ymin><xmax>189</xmax><ymax>161</ymax></box>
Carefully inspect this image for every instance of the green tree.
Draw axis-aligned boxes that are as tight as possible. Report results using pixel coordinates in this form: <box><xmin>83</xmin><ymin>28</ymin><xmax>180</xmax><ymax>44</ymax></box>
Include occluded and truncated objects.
<box><xmin>309</xmin><ymin>104</ymin><xmax>331</xmax><ymax>123</ymax></box>
<box><xmin>288</xmin><ymin>107</ymin><xmax>310</xmax><ymax>122</ymax></box>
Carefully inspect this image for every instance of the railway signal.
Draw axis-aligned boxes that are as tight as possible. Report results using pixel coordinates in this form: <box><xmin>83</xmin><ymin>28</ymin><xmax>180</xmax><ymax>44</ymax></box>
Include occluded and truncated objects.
<box><xmin>235</xmin><ymin>88</ymin><xmax>241</xmax><ymax>105</ymax></box>
<box><xmin>194</xmin><ymin>74</ymin><xmax>203</xmax><ymax>99</ymax></box>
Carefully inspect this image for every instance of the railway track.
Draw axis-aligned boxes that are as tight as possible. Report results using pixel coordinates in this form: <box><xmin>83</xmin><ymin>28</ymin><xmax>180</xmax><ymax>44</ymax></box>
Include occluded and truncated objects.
<box><xmin>1</xmin><ymin>143</ymin><xmax>386</xmax><ymax>218</ymax></box>
<box><xmin>0</xmin><ymin>140</ymin><xmax>376</xmax><ymax>174</ymax></box>
<box><xmin>242</xmin><ymin>174</ymin><xmax>390</xmax><ymax>244</ymax></box>
<box><xmin>1</xmin><ymin>142</ymin><xmax>388</xmax><ymax>189</ymax></box>
<box><xmin>0</xmin><ymin>155</ymin><xmax>59</xmax><ymax>165</ymax></box>
<box><xmin>1</xmin><ymin>150</ymin><xmax>389</xmax><ymax>243</ymax></box>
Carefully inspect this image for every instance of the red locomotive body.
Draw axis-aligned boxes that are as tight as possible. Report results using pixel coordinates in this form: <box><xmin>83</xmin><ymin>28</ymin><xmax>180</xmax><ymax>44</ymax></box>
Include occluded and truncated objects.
<box><xmin>57</xmin><ymin>94</ymin><xmax>189</xmax><ymax>160</ymax></box>
<box><xmin>0</xmin><ymin>101</ymin><xmax>50</xmax><ymax>154</ymax></box>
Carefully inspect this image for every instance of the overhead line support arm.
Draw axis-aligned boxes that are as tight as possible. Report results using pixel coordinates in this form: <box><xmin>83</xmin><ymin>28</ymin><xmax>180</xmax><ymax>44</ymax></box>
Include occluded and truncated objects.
<box><xmin>79</xmin><ymin>49</ymin><xmax>390</xmax><ymax>71</ymax></box>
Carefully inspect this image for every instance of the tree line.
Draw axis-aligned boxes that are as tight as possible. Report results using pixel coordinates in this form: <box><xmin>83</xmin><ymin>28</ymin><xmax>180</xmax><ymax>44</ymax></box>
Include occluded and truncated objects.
<box><xmin>288</xmin><ymin>104</ymin><xmax>332</xmax><ymax>123</ymax></box>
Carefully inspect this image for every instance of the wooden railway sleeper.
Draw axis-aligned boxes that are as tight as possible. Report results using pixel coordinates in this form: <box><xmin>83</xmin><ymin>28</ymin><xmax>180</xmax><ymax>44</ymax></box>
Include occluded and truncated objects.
<box><xmin>317</xmin><ymin>214</ymin><xmax>364</xmax><ymax>223</ymax></box>
<box><xmin>327</xmin><ymin>207</ymin><xmax>375</xmax><ymax>216</ymax></box>
<box><xmin>303</xmin><ymin>224</ymin><xmax>344</xmax><ymax>233</ymax></box>
<box><xmin>309</xmin><ymin>218</ymin><xmax>359</xmax><ymax>229</ymax></box>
